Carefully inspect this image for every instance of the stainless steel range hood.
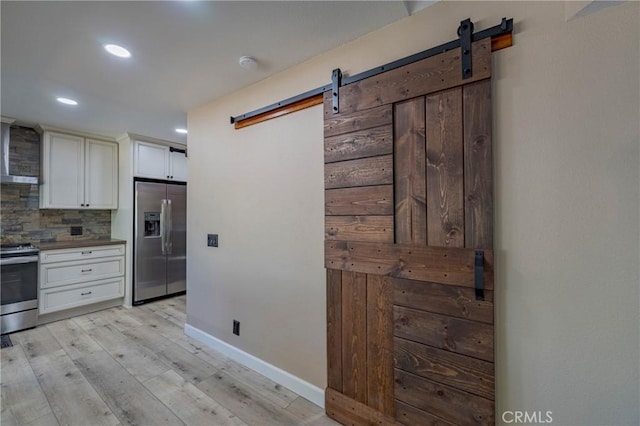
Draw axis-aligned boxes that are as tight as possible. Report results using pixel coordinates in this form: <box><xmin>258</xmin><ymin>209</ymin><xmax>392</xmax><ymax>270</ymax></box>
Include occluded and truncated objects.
<box><xmin>1</xmin><ymin>119</ymin><xmax>38</xmax><ymax>185</ymax></box>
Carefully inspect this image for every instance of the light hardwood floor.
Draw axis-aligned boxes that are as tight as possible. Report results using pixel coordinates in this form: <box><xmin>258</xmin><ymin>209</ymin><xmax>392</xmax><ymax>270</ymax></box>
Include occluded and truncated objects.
<box><xmin>1</xmin><ymin>296</ymin><xmax>338</xmax><ymax>426</ymax></box>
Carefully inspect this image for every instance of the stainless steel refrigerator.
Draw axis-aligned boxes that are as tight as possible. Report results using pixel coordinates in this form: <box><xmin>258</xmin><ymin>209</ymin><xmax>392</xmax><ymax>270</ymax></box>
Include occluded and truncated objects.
<box><xmin>134</xmin><ymin>180</ymin><xmax>186</xmax><ymax>304</ymax></box>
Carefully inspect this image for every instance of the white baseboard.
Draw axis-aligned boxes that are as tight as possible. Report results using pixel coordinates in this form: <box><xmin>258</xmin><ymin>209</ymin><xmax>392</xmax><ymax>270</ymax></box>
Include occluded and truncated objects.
<box><xmin>184</xmin><ymin>323</ymin><xmax>325</xmax><ymax>408</ymax></box>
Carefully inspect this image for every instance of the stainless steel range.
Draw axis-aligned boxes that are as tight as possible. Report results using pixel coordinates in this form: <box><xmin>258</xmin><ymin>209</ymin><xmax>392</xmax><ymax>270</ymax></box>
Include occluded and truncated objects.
<box><xmin>1</xmin><ymin>243</ymin><xmax>39</xmax><ymax>334</ymax></box>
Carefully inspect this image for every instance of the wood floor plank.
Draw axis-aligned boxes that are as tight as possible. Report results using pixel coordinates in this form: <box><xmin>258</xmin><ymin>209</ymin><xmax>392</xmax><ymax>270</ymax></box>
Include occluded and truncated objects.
<box><xmin>22</xmin><ymin>412</ymin><xmax>61</xmax><ymax>426</ymax></box>
<box><xmin>120</xmin><ymin>324</ymin><xmax>217</xmax><ymax>384</ymax></box>
<box><xmin>2</xmin><ymin>295</ymin><xmax>327</xmax><ymax>426</ymax></box>
<box><xmin>140</xmin><ymin>303</ymin><xmax>187</xmax><ymax>327</ymax></box>
<box><xmin>161</xmin><ymin>295</ymin><xmax>187</xmax><ymax>312</ymax></box>
<box><xmin>116</xmin><ymin>303</ymin><xmax>159</xmax><ymax>323</ymax></box>
<box><xmin>11</xmin><ymin>325</ymin><xmax>62</xmax><ymax>360</ymax></box>
<box><xmin>143</xmin><ymin>369</ymin><xmax>246</xmax><ymax>426</ymax></box>
<box><xmin>95</xmin><ymin>307</ymin><xmax>144</xmax><ymax>331</ymax></box>
<box><xmin>74</xmin><ymin>351</ymin><xmax>184</xmax><ymax>426</ymax></box>
<box><xmin>164</xmin><ymin>326</ymin><xmax>298</xmax><ymax>405</ymax></box>
<box><xmin>125</xmin><ymin>307</ymin><xmax>187</xmax><ymax>342</ymax></box>
<box><xmin>167</xmin><ymin>333</ymin><xmax>300</xmax><ymax>409</ymax></box>
<box><xmin>47</xmin><ymin>319</ymin><xmax>103</xmax><ymax>360</ymax></box>
<box><xmin>197</xmin><ymin>371</ymin><xmax>301</xmax><ymax>425</ymax></box>
<box><xmin>70</xmin><ymin>311</ymin><xmax>111</xmax><ymax>331</ymax></box>
<box><xmin>87</xmin><ymin>324</ymin><xmax>171</xmax><ymax>382</ymax></box>
<box><xmin>0</xmin><ymin>345</ymin><xmax>56</xmax><ymax>425</ymax></box>
<box><xmin>28</xmin><ymin>349</ymin><xmax>119</xmax><ymax>426</ymax></box>
<box><xmin>306</xmin><ymin>415</ymin><xmax>342</xmax><ymax>426</ymax></box>
<box><xmin>0</xmin><ymin>405</ymin><xmax>19</xmax><ymax>426</ymax></box>
<box><xmin>204</xmin><ymin>354</ymin><xmax>298</xmax><ymax>408</ymax></box>
<box><xmin>285</xmin><ymin>396</ymin><xmax>325</xmax><ymax>424</ymax></box>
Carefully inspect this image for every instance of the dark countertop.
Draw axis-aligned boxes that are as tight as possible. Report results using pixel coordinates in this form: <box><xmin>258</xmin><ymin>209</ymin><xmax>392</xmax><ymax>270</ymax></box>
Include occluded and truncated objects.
<box><xmin>36</xmin><ymin>239</ymin><xmax>127</xmax><ymax>251</ymax></box>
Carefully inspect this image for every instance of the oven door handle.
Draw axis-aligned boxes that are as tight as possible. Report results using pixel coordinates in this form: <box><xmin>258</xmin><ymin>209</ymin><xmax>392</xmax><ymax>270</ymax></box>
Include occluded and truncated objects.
<box><xmin>0</xmin><ymin>255</ymin><xmax>39</xmax><ymax>265</ymax></box>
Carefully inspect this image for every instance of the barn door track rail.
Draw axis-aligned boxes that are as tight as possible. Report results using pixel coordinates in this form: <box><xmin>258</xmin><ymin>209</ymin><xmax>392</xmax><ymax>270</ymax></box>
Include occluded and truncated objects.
<box><xmin>231</xmin><ymin>17</ymin><xmax>513</xmax><ymax>129</ymax></box>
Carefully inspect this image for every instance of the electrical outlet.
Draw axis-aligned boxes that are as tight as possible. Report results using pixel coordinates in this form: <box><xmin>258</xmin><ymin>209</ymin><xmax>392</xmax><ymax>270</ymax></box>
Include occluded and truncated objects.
<box><xmin>233</xmin><ymin>320</ymin><xmax>240</xmax><ymax>336</ymax></box>
<box><xmin>207</xmin><ymin>234</ymin><xmax>218</xmax><ymax>247</ymax></box>
<box><xmin>70</xmin><ymin>226</ymin><xmax>83</xmax><ymax>236</ymax></box>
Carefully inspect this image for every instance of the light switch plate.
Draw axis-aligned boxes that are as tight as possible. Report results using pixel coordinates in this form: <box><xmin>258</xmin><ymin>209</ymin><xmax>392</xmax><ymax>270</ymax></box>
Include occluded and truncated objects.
<box><xmin>207</xmin><ymin>234</ymin><xmax>218</xmax><ymax>247</ymax></box>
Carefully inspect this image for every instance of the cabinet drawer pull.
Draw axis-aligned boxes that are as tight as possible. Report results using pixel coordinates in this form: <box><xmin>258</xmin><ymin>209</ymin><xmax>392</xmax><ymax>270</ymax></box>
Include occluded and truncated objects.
<box><xmin>81</xmin><ymin>268</ymin><xmax>92</xmax><ymax>273</ymax></box>
<box><xmin>80</xmin><ymin>291</ymin><xmax>92</xmax><ymax>296</ymax></box>
<box><xmin>81</xmin><ymin>251</ymin><xmax>92</xmax><ymax>255</ymax></box>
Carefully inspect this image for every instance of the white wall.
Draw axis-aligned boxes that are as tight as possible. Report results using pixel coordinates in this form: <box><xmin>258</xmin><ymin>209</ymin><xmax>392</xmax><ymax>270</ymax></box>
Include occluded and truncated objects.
<box><xmin>187</xmin><ymin>1</ymin><xmax>639</xmax><ymax>423</ymax></box>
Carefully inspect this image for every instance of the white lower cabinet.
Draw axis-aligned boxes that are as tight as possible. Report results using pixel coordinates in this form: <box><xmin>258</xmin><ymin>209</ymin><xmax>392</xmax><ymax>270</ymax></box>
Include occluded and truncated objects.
<box><xmin>40</xmin><ymin>278</ymin><xmax>124</xmax><ymax>314</ymax></box>
<box><xmin>39</xmin><ymin>244</ymin><xmax>125</xmax><ymax>315</ymax></box>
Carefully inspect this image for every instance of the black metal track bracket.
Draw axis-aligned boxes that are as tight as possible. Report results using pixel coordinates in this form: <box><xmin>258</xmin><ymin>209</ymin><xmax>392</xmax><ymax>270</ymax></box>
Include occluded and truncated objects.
<box><xmin>458</xmin><ymin>18</ymin><xmax>474</xmax><ymax>79</ymax></box>
<box><xmin>331</xmin><ymin>69</ymin><xmax>342</xmax><ymax>114</ymax></box>
<box><xmin>169</xmin><ymin>146</ymin><xmax>187</xmax><ymax>155</ymax></box>
<box><xmin>474</xmin><ymin>251</ymin><xmax>485</xmax><ymax>301</ymax></box>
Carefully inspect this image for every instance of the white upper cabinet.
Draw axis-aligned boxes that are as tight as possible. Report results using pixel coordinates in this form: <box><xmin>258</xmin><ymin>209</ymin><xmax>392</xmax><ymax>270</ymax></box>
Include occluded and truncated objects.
<box><xmin>133</xmin><ymin>140</ymin><xmax>169</xmax><ymax>180</ymax></box>
<box><xmin>84</xmin><ymin>139</ymin><xmax>118</xmax><ymax>209</ymax></box>
<box><xmin>169</xmin><ymin>148</ymin><xmax>187</xmax><ymax>182</ymax></box>
<box><xmin>40</xmin><ymin>131</ymin><xmax>118</xmax><ymax>210</ymax></box>
<box><xmin>133</xmin><ymin>140</ymin><xmax>187</xmax><ymax>182</ymax></box>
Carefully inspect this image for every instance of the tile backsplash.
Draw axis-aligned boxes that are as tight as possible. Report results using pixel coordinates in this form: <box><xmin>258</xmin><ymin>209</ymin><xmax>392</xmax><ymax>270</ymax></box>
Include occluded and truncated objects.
<box><xmin>0</xmin><ymin>125</ymin><xmax>111</xmax><ymax>244</ymax></box>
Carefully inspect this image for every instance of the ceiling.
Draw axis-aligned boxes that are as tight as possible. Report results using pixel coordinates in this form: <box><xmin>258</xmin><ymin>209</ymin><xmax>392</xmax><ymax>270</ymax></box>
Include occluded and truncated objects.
<box><xmin>1</xmin><ymin>1</ymin><xmax>434</xmax><ymax>144</ymax></box>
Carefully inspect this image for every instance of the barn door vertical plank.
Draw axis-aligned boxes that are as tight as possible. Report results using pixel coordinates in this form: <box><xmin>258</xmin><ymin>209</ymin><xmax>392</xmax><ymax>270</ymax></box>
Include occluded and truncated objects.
<box><xmin>327</xmin><ymin>269</ymin><xmax>343</xmax><ymax>392</ymax></box>
<box><xmin>394</xmin><ymin>97</ymin><xmax>427</xmax><ymax>245</ymax></box>
<box><xmin>366</xmin><ymin>275</ymin><xmax>394</xmax><ymax>416</ymax></box>
<box><xmin>341</xmin><ymin>271</ymin><xmax>367</xmax><ymax>403</ymax></box>
<box><xmin>426</xmin><ymin>88</ymin><xmax>465</xmax><ymax>247</ymax></box>
<box><xmin>463</xmin><ymin>80</ymin><xmax>493</xmax><ymax>249</ymax></box>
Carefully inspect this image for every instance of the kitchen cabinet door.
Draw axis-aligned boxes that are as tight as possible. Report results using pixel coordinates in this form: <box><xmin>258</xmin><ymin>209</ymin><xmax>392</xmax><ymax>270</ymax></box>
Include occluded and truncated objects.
<box><xmin>169</xmin><ymin>149</ymin><xmax>187</xmax><ymax>182</ymax></box>
<box><xmin>84</xmin><ymin>139</ymin><xmax>118</xmax><ymax>209</ymax></box>
<box><xmin>134</xmin><ymin>141</ymin><xmax>169</xmax><ymax>180</ymax></box>
<box><xmin>41</xmin><ymin>132</ymin><xmax>84</xmax><ymax>208</ymax></box>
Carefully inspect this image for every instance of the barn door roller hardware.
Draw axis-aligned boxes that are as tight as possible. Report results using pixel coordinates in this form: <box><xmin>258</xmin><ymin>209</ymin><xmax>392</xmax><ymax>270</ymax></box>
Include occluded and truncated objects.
<box><xmin>230</xmin><ymin>17</ymin><xmax>513</xmax><ymax>128</ymax></box>
<box><xmin>474</xmin><ymin>251</ymin><xmax>485</xmax><ymax>301</ymax></box>
<box><xmin>331</xmin><ymin>69</ymin><xmax>342</xmax><ymax>114</ymax></box>
<box><xmin>459</xmin><ymin>18</ymin><xmax>473</xmax><ymax>79</ymax></box>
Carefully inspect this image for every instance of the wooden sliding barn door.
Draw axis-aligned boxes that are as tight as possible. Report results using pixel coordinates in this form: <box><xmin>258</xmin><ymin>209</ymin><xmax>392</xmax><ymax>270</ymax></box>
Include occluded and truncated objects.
<box><xmin>324</xmin><ymin>38</ymin><xmax>495</xmax><ymax>425</ymax></box>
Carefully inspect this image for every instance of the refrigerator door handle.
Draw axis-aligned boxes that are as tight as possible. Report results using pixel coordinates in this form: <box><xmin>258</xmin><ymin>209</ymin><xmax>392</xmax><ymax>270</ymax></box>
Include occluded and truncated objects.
<box><xmin>165</xmin><ymin>199</ymin><xmax>173</xmax><ymax>255</ymax></box>
<box><xmin>160</xmin><ymin>199</ymin><xmax>167</xmax><ymax>255</ymax></box>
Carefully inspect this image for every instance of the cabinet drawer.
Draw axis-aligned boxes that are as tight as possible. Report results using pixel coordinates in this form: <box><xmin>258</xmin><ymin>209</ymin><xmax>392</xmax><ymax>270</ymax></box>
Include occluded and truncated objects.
<box><xmin>39</xmin><ymin>277</ymin><xmax>124</xmax><ymax>315</ymax></box>
<box><xmin>40</xmin><ymin>256</ymin><xmax>124</xmax><ymax>289</ymax></box>
<box><xmin>40</xmin><ymin>244</ymin><xmax>125</xmax><ymax>264</ymax></box>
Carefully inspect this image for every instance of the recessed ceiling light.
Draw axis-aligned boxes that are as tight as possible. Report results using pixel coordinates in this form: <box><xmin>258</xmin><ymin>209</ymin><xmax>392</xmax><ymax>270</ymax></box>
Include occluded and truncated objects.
<box><xmin>104</xmin><ymin>44</ymin><xmax>131</xmax><ymax>58</ymax></box>
<box><xmin>56</xmin><ymin>97</ymin><xmax>78</xmax><ymax>106</ymax></box>
<box><xmin>175</xmin><ymin>128</ymin><xmax>188</xmax><ymax>134</ymax></box>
